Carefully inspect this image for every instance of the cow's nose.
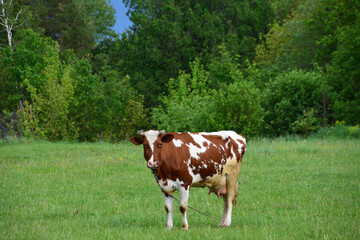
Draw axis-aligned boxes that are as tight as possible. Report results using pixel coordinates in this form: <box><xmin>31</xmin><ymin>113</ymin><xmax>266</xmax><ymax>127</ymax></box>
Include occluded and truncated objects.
<box><xmin>147</xmin><ymin>161</ymin><xmax>157</xmax><ymax>169</ymax></box>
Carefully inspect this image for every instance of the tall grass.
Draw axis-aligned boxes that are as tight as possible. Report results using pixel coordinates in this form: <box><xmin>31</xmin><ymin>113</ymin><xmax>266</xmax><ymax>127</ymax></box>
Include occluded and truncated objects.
<box><xmin>1</xmin><ymin>138</ymin><xmax>359</xmax><ymax>239</ymax></box>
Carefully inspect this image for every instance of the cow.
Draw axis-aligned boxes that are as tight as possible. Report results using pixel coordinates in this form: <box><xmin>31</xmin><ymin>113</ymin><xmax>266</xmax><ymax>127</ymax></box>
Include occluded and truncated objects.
<box><xmin>130</xmin><ymin>130</ymin><xmax>246</xmax><ymax>229</ymax></box>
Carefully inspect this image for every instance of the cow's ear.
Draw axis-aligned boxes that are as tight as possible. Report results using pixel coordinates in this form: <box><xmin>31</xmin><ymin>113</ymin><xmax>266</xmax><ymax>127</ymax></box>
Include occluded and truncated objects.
<box><xmin>130</xmin><ymin>136</ymin><xmax>144</xmax><ymax>145</ymax></box>
<box><xmin>161</xmin><ymin>134</ymin><xmax>174</xmax><ymax>143</ymax></box>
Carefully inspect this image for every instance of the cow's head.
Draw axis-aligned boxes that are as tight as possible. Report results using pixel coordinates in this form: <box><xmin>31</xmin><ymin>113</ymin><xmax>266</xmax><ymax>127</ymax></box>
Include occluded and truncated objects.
<box><xmin>130</xmin><ymin>130</ymin><xmax>174</xmax><ymax>169</ymax></box>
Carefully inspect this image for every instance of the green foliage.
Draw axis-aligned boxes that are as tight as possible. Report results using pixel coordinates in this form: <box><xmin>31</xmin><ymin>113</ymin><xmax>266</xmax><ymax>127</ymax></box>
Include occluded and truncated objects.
<box><xmin>1</xmin><ymin>0</ymin><xmax>359</xmax><ymax>140</ymax></box>
<box><xmin>306</xmin><ymin>0</ymin><xmax>360</xmax><ymax>125</ymax></box>
<box><xmin>0</xmin><ymin>110</ymin><xmax>19</xmax><ymax>139</ymax></box>
<box><xmin>0</xmin><ymin>29</ymin><xmax>57</xmax><ymax>112</ymax></box>
<box><xmin>20</xmin><ymin>57</ymin><xmax>77</xmax><ymax>141</ymax></box>
<box><xmin>152</xmin><ymin>57</ymin><xmax>264</xmax><ymax>137</ymax></box>
<box><xmin>314</xmin><ymin>121</ymin><xmax>360</xmax><ymax>139</ymax></box>
<box><xmin>291</xmin><ymin>108</ymin><xmax>321</xmax><ymax>137</ymax></box>
<box><xmin>28</xmin><ymin>0</ymin><xmax>116</xmax><ymax>57</ymax></box>
<box><xmin>116</xmin><ymin>0</ymin><xmax>273</xmax><ymax>106</ymax></box>
<box><xmin>1</xmin><ymin>29</ymin><xmax>146</xmax><ymax>142</ymax></box>
<box><xmin>152</xmin><ymin>58</ymin><xmax>213</xmax><ymax>132</ymax></box>
<box><xmin>69</xmin><ymin>57</ymin><xmax>147</xmax><ymax>142</ymax></box>
<box><xmin>210</xmin><ymin>80</ymin><xmax>264</xmax><ymax>138</ymax></box>
<box><xmin>325</xmin><ymin>18</ymin><xmax>360</xmax><ymax>125</ymax></box>
<box><xmin>0</xmin><ymin>0</ymin><xmax>33</xmax><ymax>49</ymax></box>
<box><xmin>255</xmin><ymin>1</ymin><xmax>319</xmax><ymax>71</ymax></box>
<box><xmin>263</xmin><ymin>69</ymin><xmax>324</xmax><ymax>136</ymax></box>
<box><xmin>17</xmin><ymin>101</ymin><xmax>45</xmax><ymax>139</ymax></box>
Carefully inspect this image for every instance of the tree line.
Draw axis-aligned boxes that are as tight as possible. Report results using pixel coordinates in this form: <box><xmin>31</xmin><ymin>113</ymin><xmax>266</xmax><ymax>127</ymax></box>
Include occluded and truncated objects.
<box><xmin>0</xmin><ymin>0</ymin><xmax>359</xmax><ymax>141</ymax></box>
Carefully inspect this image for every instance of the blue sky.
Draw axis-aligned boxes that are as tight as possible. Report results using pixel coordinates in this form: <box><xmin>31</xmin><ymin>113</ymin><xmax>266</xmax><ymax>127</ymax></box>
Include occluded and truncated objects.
<box><xmin>110</xmin><ymin>1</ymin><xmax>132</xmax><ymax>33</ymax></box>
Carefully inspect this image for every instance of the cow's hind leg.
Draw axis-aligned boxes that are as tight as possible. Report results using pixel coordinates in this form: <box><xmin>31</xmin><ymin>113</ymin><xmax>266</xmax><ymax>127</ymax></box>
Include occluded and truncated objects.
<box><xmin>179</xmin><ymin>187</ymin><xmax>190</xmax><ymax>229</ymax></box>
<box><xmin>220</xmin><ymin>178</ymin><xmax>235</xmax><ymax>227</ymax></box>
<box><xmin>164</xmin><ymin>194</ymin><xmax>174</xmax><ymax>229</ymax></box>
<box><xmin>220</xmin><ymin>167</ymin><xmax>240</xmax><ymax>227</ymax></box>
<box><xmin>220</xmin><ymin>195</ymin><xmax>229</xmax><ymax>226</ymax></box>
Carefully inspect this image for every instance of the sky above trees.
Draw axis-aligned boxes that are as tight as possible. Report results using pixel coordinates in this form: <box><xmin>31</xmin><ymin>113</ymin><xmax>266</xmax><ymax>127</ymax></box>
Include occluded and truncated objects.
<box><xmin>110</xmin><ymin>0</ymin><xmax>132</xmax><ymax>33</ymax></box>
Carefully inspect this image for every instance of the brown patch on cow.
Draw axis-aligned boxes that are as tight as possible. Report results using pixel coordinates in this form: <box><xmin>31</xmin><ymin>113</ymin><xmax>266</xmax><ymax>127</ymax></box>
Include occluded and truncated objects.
<box><xmin>163</xmin><ymin>180</ymin><xmax>168</xmax><ymax>186</ymax></box>
<box><xmin>180</xmin><ymin>205</ymin><xmax>187</xmax><ymax>214</ymax></box>
<box><xmin>240</xmin><ymin>140</ymin><xmax>246</xmax><ymax>159</ymax></box>
<box><xmin>155</xmin><ymin>133</ymin><xmax>193</xmax><ymax>189</ymax></box>
<box><xmin>165</xmin><ymin>205</ymin><xmax>170</xmax><ymax>213</ymax></box>
<box><xmin>232</xmin><ymin>194</ymin><xmax>238</xmax><ymax>206</ymax></box>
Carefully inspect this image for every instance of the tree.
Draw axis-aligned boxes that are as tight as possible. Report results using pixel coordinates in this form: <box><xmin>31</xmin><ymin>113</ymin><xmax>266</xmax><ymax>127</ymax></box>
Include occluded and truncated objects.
<box><xmin>29</xmin><ymin>0</ymin><xmax>116</xmax><ymax>57</ymax></box>
<box><xmin>114</xmin><ymin>0</ymin><xmax>273</xmax><ymax>107</ymax></box>
<box><xmin>152</xmin><ymin>57</ymin><xmax>264</xmax><ymax>137</ymax></box>
<box><xmin>326</xmin><ymin>18</ymin><xmax>360</xmax><ymax>124</ymax></box>
<box><xmin>19</xmin><ymin>42</ymin><xmax>77</xmax><ymax>141</ymax></box>
<box><xmin>152</xmin><ymin>58</ymin><xmax>213</xmax><ymax>132</ymax></box>
<box><xmin>307</xmin><ymin>0</ymin><xmax>360</xmax><ymax>124</ymax></box>
<box><xmin>0</xmin><ymin>0</ymin><xmax>29</xmax><ymax>49</ymax></box>
<box><xmin>255</xmin><ymin>1</ymin><xmax>319</xmax><ymax>71</ymax></box>
<box><xmin>0</xmin><ymin>29</ymin><xmax>56</xmax><ymax>112</ymax></box>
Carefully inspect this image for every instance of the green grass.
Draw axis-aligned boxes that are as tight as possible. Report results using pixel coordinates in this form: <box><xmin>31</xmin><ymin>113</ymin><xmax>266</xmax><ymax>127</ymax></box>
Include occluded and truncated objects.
<box><xmin>1</xmin><ymin>138</ymin><xmax>359</xmax><ymax>239</ymax></box>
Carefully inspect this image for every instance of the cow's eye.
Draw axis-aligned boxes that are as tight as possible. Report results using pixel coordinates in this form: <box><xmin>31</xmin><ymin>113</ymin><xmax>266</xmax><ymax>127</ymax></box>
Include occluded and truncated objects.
<box><xmin>159</xmin><ymin>143</ymin><xmax>162</xmax><ymax>147</ymax></box>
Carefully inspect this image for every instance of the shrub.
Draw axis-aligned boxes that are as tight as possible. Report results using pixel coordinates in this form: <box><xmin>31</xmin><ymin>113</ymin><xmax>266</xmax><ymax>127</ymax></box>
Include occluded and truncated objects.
<box><xmin>152</xmin><ymin>58</ymin><xmax>213</xmax><ymax>132</ymax></box>
<box><xmin>291</xmin><ymin>108</ymin><xmax>321</xmax><ymax>137</ymax></box>
<box><xmin>313</xmin><ymin>121</ymin><xmax>360</xmax><ymax>139</ymax></box>
<box><xmin>263</xmin><ymin>69</ymin><xmax>324</xmax><ymax>136</ymax></box>
<box><xmin>209</xmin><ymin>80</ymin><xmax>264</xmax><ymax>138</ymax></box>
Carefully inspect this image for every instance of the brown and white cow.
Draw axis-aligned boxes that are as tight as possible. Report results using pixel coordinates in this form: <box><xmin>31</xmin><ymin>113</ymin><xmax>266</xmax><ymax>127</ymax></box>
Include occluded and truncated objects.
<box><xmin>130</xmin><ymin>130</ymin><xmax>246</xmax><ymax>229</ymax></box>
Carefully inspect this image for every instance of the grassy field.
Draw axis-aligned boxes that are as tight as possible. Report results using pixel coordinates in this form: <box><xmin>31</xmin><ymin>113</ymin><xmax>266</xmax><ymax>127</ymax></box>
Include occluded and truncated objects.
<box><xmin>0</xmin><ymin>137</ymin><xmax>359</xmax><ymax>239</ymax></box>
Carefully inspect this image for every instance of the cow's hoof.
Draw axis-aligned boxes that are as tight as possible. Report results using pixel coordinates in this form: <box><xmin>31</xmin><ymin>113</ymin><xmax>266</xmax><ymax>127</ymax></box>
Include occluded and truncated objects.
<box><xmin>219</xmin><ymin>223</ymin><xmax>231</xmax><ymax>227</ymax></box>
<box><xmin>166</xmin><ymin>224</ymin><xmax>173</xmax><ymax>230</ymax></box>
<box><xmin>182</xmin><ymin>223</ymin><xmax>189</xmax><ymax>230</ymax></box>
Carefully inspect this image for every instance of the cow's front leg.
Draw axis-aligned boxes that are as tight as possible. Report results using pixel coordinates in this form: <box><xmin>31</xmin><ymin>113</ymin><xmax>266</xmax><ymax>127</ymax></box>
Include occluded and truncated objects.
<box><xmin>179</xmin><ymin>186</ymin><xmax>190</xmax><ymax>229</ymax></box>
<box><xmin>164</xmin><ymin>194</ymin><xmax>174</xmax><ymax>229</ymax></box>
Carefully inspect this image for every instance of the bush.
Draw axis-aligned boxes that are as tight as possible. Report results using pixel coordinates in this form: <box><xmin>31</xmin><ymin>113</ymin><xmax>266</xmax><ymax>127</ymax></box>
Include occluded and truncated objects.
<box><xmin>151</xmin><ymin>58</ymin><xmax>213</xmax><ymax>132</ymax></box>
<box><xmin>209</xmin><ymin>80</ymin><xmax>264</xmax><ymax>138</ymax></box>
<box><xmin>263</xmin><ymin>69</ymin><xmax>324</xmax><ymax>136</ymax></box>
<box><xmin>291</xmin><ymin>108</ymin><xmax>321</xmax><ymax>137</ymax></box>
<box><xmin>313</xmin><ymin>121</ymin><xmax>360</xmax><ymax>139</ymax></box>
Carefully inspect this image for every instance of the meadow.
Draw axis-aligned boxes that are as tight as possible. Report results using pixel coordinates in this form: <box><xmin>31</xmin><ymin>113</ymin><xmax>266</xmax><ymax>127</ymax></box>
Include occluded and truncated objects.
<box><xmin>0</xmin><ymin>137</ymin><xmax>359</xmax><ymax>239</ymax></box>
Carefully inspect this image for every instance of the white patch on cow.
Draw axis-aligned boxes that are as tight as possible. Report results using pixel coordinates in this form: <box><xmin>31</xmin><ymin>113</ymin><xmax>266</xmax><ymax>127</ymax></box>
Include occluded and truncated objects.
<box><xmin>187</xmin><ymin>133</ymin><xmax>211</xmax><ymax>160</ymax></box>
<box><xmin>159</xmin><ymin>178</ymin><xmax>179</xmax><ymax>195</ymax></box>
<box><xmin>201</xmin><ymin>131</ymin><xmax>246</xmax><ymax>159</ymax></box>
<box><xmin>164</xmin><ymin>194</ymin><xmax>173</xmax><ymax>229</ymax></box>
<box><xmin>202</xmin><ymin>131</ymin><xmax>229</xmax><ymax>140</ymax></box>
<box><xmin>143</xmin><ymin>130</ymin><xmax>161</xmax><ymax>164</ymax></box>
<box><xmin>189</xmin><ymin>170</ymin><xmax>202</xmax><ymax>185</ymax></box>
<box><xmin>203</xmin><ymin>163</ymin><xmax>208</xmax><ymax>169</ymax></box>
<box><xmin>173</xmin><ymin>139</ymin><xmax>183</xmax><ymax>148</ymax></box>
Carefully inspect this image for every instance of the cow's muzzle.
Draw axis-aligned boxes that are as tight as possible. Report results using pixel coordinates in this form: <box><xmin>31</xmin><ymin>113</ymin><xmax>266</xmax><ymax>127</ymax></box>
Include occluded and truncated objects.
<box><xmin>147</xmin><ymin>160</ymin><xmax>158</xmax><ymax>169</ymax></box>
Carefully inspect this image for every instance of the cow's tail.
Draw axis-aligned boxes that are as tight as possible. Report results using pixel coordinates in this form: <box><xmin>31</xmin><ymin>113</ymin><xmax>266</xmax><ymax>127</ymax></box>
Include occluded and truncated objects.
<box><xmin>232</xmin><ymin>194</ymin><xmax>238</xmax><ymax>206</ymax></box>
<box><xmin>232</xmin><ymin>181</ymin><xmax>239</xmax><ymax>206</ymax></box>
